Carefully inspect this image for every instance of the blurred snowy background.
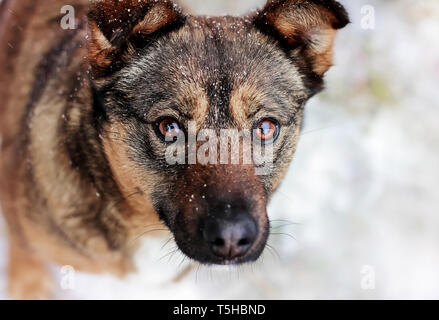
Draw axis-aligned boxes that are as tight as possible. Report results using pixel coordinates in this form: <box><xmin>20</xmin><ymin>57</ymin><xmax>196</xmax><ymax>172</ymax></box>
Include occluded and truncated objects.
<box><xmin>1</xmin><ymin>0</ymin><xmax>439</xmax><ymax>299</ymax></box>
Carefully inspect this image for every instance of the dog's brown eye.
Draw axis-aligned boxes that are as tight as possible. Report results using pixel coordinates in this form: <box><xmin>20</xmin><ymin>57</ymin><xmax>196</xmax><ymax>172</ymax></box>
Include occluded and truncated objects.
<box><xmin>255</xmin><ymin>119</ymin><xmax>279</xmax><ymax>142</ymax></box>
<box><xmin>158</xmin><ymin>118</ymin><xmax>180</xmax><ymax>139</ymax></box>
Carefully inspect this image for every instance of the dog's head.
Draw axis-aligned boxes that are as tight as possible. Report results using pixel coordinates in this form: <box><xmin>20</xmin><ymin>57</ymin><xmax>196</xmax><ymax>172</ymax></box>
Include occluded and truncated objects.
<box><xmin>88</xmin><ymin>0</ymin><xmax>348</xmax><ymax>264</ymax></box>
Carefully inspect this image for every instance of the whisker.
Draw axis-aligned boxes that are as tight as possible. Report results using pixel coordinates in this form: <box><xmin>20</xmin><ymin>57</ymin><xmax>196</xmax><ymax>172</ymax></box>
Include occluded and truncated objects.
<box><xmin>157</xmin><ymin>246</ymin><xmax>179</xmax><ymax>262</ymax></box>
<box><xmin>178</xmin><ymin>255</ymin><xmax>188</xmax><ymax>268</ymax></box>
<box><xmin>265</xmin><ymin>243</ymin><xmax>281</xmax><ymax>260</ymax></box>
<box><xmin>269</xmin><ymin>220</ymin><xmax>303</xmax><ymax>234</ymax></box>
<box><xmin>269</xmin><ymin>232</ymin><xmax>297</xmax><ymax>241</ymax></box>
<box><xmin>270</xmin><ymin>219</ymin><xmax>301</xmax><ymax>224</ymax></box>
<box><xmin>105</xmin><ymin>188</ymin><xmax>144</xmax><ymax>215</ymax></box>
<box><xmin>135</xmin><ymin>222</ymin><xmax>167</xmax><ymax>230</ymax></box>
<box><xmin>168</xmin><ymin>247</ymin><xmax>181</xmax><ymax>263</ymax></box>
<box><xmin>195</xmin><ymin>263</ymin><xmax>202</xmax><ymax>283</ymax></box>
<box><xmin>300</xmin><ymin>123</ymin><xmax>348</xmax><ymax>137</ymax></box>
<box><xmin>160</xmin><ymin>236</ymin><xmax>175</xmax><ymax>251</ymax></box>
<box><xmin>129</xmin><ymin>228</ymin><xmax>169</xmax><ymax>247</ymax></box>
<box><xmin>275</xmin><ymin>190</ymin><xmax>296</xmax><ymax>202</ymax></box>
<box><xmin>270</xmin><ymin>223</ymin><xmax>301</xmax><ymax>230</ymax></box>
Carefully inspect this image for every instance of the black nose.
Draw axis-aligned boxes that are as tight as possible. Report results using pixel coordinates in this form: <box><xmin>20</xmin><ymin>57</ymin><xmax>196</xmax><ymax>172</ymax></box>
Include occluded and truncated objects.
<box><xmin>202</xmin><ymin>214</ymin><xmax>257</xmax><ymax>260</ymax></box>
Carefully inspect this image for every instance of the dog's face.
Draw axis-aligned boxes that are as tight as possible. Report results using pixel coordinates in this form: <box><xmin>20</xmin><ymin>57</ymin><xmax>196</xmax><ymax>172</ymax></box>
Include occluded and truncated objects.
<box><xmin>89</xmin><ymin>0</ymin><xmax>348</xmax><ymax>264</ymax></box>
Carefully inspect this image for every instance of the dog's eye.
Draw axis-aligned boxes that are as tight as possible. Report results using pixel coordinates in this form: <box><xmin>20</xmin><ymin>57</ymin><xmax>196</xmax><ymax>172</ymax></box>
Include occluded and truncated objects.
<box><xmin>158</xmin><ymin>118</ymin><xmax>181</xmax><ymax>139</ymax></box>
<box><xmin>254</xmin><ymin>119</ymin><xmax>279</xmax><ymax>143</ymax></box>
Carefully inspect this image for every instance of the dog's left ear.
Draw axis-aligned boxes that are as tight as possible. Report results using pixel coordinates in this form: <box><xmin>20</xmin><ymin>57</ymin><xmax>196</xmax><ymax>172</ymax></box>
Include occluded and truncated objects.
<box><xmin>254</xmin><ymin>0</ymin><xmax>349</xmax><ymax>79</ymax></box>
<box><xmin>88</xmin><ymin>0</ymin><xmax>185</xmax><ymax>78</ymax></box>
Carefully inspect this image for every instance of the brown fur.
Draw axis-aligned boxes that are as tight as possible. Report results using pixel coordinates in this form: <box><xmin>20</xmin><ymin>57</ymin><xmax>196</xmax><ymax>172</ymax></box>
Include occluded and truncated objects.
<box><xmin>0</xmin><ymin>0</ymin><xmax>348</xmax><ymax>299</ymax></box>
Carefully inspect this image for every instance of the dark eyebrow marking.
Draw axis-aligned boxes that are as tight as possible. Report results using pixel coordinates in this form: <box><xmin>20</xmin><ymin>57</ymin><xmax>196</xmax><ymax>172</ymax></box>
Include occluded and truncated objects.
<box><xmin>143</xmin><ymin>106</ymin><xmax>192</xmax><ymax>124</ymax></box>
<box><xmin>247</xmin><ymin>99</ymin><xmax>297</xmax><ymax>122</ymax></box>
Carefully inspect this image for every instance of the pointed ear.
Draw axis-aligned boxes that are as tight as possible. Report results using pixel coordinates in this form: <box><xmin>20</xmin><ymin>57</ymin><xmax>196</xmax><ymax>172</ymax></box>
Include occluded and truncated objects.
<box><xmin>254</xmin><ymin>0</ymin><xmax>349</xmax><ymax>78</ymax></box>
<box><xmin>88</xmin><ymin>0</ymin><xmax>185</xmax><ymax>78</ymax></box>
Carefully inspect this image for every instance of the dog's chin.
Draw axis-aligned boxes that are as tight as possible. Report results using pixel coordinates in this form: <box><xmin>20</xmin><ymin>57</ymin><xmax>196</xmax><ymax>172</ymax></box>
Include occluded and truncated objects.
<box><xmin>178</xmin><ymin>247</ymin><xmax>266</xmax><ymax>266</ymax></box>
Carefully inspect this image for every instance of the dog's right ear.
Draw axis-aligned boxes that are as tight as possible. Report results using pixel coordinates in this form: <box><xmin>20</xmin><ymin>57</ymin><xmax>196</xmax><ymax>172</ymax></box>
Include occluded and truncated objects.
<box><xmin>88</xmin><ymin>0</ymin><xmax>185</xmax><ymax>78</ymax></box>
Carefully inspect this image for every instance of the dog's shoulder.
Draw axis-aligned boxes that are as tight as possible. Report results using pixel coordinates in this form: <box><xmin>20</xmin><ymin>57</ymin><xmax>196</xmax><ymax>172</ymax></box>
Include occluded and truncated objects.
<box><xmin>0</xmin><ymin>1</ymin><xmax>134</xmax><ymax>263</ymax></box>
<box><xmin>0</xmin><ymin>0</ymin><xmax>89</xmax><ymax>144</ymax></box>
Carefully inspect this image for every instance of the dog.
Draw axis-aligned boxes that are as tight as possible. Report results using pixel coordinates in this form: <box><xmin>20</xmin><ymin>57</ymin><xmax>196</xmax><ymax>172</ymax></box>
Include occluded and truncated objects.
<box><xmin>0</xmin><ymin>0</ymin><xmax>349</xmax><ymax>299</ymax></box>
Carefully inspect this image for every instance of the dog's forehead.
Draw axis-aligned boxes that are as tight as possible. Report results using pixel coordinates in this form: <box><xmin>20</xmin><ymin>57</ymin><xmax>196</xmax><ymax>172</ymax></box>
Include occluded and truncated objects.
<box><xmin>120</xmin><ymin>15</ymin><xmax>306</xmax><ymax>126</ymax></box>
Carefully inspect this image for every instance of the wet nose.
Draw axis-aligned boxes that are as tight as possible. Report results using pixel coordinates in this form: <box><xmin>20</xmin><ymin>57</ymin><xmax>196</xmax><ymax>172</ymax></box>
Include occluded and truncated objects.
<box><xmin>202</xmin><ymin>214</ymin><xmax>257</xmax><ymax>260</ymax></box>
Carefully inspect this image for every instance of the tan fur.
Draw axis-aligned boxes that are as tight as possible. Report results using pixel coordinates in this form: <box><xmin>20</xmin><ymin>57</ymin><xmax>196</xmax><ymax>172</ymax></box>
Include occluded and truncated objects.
<box><xmin>0</xmin><ymin>0</ymin><xmax>135</xmax><ymax>299</ymax></box>
<box><xmin>133</xmin><ymin>2</ymin><xmax>181</xmax><ymax>34</ymax></box>
<box><xmin>229</xmin><ymin>83</ymin><xmax>267</xmax><ymax>127</ymax></box>
<box><xmin>102</xmin><ymin>122</ymin><xmax>163</xmax><ymax>234</ymax></box>
<box><xmin>88</xmin><ymin>20</ymin><xmax>115</xmax><ymax>73</ymax></box>
<box><xmin>178</xmin><ymin>84</ymin><xmax>210</xmax><ymax>128</ymax></box>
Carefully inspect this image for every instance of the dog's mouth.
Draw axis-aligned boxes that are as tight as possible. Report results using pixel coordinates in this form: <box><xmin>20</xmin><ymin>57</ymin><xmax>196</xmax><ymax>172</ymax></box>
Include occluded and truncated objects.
<box><xmin>163</xmin><ymin>199</ymin><xmax>269</xmax><ymax>265</ymax></box>
<box><xmin>172</xmin><ymin>228</ymin><xmax>269</xmax><ymax>266</ymax></box>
